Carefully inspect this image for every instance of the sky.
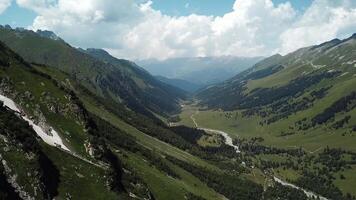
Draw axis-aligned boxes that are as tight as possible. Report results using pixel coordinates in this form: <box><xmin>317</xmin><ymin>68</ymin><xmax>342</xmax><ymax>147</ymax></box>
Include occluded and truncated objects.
<box><xmin>0</xmin><ymin>0</ymin><xmax>355</xmax><ymax>60</ymax></box>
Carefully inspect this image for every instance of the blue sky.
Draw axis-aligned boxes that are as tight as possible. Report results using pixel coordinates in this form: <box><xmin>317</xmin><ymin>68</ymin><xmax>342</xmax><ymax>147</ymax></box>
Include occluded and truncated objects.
<box><xmin>0</xmin><ymin>0</ymin><xmax>313</xmax><ymax>28</ymax></box>
<box><xmin>1</xmin><ymin>0</ymin><xmax>355</xmax><ymax>60</ymax></box>
<box><xmin>0</xmin><ymin>3</ymin><xmax>36</xmax><ymax>27</ymax></box>
<box><xmin>151</xmin><ymin>0</ymin><xmax>312</xmax><ymax>16</ymax></box>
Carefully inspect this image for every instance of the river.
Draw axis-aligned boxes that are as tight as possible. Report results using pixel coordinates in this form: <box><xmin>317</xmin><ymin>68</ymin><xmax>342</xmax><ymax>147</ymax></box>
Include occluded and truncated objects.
<box><xmin>190</xmin><ymin>110</ymin><xmax>329</xmax><ymax>200</ymax></box>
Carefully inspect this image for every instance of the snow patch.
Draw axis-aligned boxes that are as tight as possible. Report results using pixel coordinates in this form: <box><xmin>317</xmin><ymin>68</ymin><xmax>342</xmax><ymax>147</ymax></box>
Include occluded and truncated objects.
<box><xmin>0</xmin><ymin>94</ymin><xmax>70</xmax><ymax>151</ymax></box>
<box><xmin>0</xmin><ymin>95</ymin><xmax>20</xmax><ymax>112</ymax></box>
<box><xmin>346</xmin><ymin>60</ymin><xmax>356</xmax><ymax>65</ymax></box>
<box><xmin>327</xmin><ymin>69</ymin><xmax>335</xmax><ymax>73</ymax></box>
<box><xmin>339</xmin><ymin>72</ymin><xmax>349</xmax><ymax>77</ymax></box>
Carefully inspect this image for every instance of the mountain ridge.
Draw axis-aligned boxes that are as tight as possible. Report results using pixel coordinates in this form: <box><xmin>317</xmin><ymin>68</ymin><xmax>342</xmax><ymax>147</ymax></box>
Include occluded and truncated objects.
<box><xmin>0</xmin><ymin>26</ymin><xmax>186</xmax><ymax>117</ymax></box>
<box><xmin>137</xmin><ymin>56</ymin><xmax>263</xmax><ymax>86</ymax></box>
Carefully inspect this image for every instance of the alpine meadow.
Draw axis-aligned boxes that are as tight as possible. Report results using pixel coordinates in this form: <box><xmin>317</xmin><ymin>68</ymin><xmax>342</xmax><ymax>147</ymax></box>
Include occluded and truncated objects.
<box><xmin>0</xmin><ymin>0</ymin><xmax>356</xmax><ymax>200</ymax></box>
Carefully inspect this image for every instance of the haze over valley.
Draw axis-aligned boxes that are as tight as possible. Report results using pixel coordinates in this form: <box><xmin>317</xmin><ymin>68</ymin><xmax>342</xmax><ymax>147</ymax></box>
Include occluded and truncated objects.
<box><xmin>0</xmin><ymin>1</ymin><xmax>356</xmax><ymax>200</ymax></box>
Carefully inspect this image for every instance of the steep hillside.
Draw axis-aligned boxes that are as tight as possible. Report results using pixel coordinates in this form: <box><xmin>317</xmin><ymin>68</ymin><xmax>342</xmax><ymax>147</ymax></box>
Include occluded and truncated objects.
<box><xmin>155</xmin><ymin>75</ymin><xmax>203</xmax><ymax>92</ymax></box>
<box><xmin>187</xmin><ymin>34</ymin><xmax>356</xmax><ymax>199</ymax></box>
<box><xmin>0</xmin><ymin>26</ymin><xmax>185</xmax><ymax>117</ymax></box>
<box><xmin>84</xmin><ymin>48</ymin><xmax>187</xmax><ymax>102</ymax></box>
<box><xmin>198</xmin><ymin>34</ymin><xmax>356</xmax><ymax>114</ymax></box>
<box><xmin>0</xmin><ymin>40</ymin><xmax>225</xmax><ymax>200</ymax></box>
<box><xmin>0</xmin><ymin>41</ymin><xmax>128</xmax><ymax>199</ymax></box>
<box><xmin>0</xmin><ymin>37</ymin><xmax>312</xmax><ymax>200</ymax></box>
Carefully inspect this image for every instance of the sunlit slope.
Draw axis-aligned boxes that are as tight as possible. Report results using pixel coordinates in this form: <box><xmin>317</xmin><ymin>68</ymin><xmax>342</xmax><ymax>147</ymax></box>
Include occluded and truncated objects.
<box><xmin>196</xmin><ymin>34</ymin><xmax>356</xmax><ymax>145</ymax></box>
<box><xmin>0</xmin><ymin>26</ymin><xmax>186</xmax><ymax>117</ymax></box>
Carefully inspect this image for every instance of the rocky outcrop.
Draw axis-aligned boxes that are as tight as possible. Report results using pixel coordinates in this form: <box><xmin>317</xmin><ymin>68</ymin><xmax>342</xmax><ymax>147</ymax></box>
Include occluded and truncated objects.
<box><xmin>0</xmin><ymin>154</ymin><xmax>35</xmax><ymax>200</ymax></box>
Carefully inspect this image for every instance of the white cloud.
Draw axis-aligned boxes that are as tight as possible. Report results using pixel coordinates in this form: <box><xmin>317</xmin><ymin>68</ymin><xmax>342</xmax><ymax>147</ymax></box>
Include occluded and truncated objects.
<box><xmin>0</xmin><ymin>0</ymin><xmax>11</xmax><ymax>14</ymax></box>
<box><xmin>15</xmin><ymin>0</ymin><xmax>356</xmax><ymax>60</ymax></box>
<box><xmin>279</xmin><ymin>0</ymin><xmax>356</xmax><ymax>54</ymax></box>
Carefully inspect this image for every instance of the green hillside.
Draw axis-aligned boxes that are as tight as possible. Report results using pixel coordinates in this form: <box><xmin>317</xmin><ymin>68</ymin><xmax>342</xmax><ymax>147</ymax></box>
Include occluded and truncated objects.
<box><xmin>0</xmin><ymin>28</ymin><xmax>315</xmax><ymax>199</ymax></box>
<box><xmin>0</xmin><ymin>26</ymin><xmax>186</xmax><ymax>117</ymax></box>
<box><xmin>188</xmin><ymin>34</ymin><xmax>356</xmax><ymax>199</ymax></box>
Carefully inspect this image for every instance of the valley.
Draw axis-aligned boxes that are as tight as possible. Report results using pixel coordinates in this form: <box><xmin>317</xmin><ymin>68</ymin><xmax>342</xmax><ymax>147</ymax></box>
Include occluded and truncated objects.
<box><xmin>178</xmin><ymin>103</ymin><xmax>331</xmax><ymax>199</ymax></box>
<box><xmin>0</xmin><ymin>12</ymin><xmax>356</xmax><ymax>200</ymax></box>
<box><xmin>173</xmin><ymin>34</ymin><xmax>356</xmax><ymax>199</ymax></box>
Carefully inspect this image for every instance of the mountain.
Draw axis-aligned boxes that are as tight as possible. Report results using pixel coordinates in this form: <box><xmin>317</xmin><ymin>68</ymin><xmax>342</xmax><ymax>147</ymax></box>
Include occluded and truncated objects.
<box><xmin>193</xmin><ymin>34</ymin><xmax>356</xmax><ymax>199</ymax></box>
<box><xmin>0</xmin><ymin>26</ymin><xmax>186</xmax><ymax>117</ymax></box>
<box><xmin>0</xmin><ymin>25</ymin><xmax>317</xmax><ymax>199</ymax></box>
<box><xmin>137</xmin><ymin>56</ymin><xmax>263</xmax><ymax>86</ymax></box>
<box><xmin>197</xmin><ymin>34</ymin><xmax>356</xmax><ymax>112</ymax></box>
<box><xmin>0</xmin><ymin>35</ymin><xmax>270</xmax><ymax>200</ymax></box>
<box><xmin>155</xmin><ymin>75</ymin><xmax>203</xmax><ymax>92</ymax></box>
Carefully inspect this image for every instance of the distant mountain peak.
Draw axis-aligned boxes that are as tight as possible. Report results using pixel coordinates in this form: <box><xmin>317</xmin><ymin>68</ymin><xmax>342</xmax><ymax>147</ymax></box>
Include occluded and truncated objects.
<box><xmin>350</xmin><ymin>33</ymin><xmax>356</xmax><ymax>39</ymax></box>
<box><xmin>36</xmin><ymin>30</ymin><xmax>62</xmax><ymax>41</ymax></box>
<box><xmin>86</xmin><ymin>48</ymin><xmax>111</xmax><ymax>56</ymax></box>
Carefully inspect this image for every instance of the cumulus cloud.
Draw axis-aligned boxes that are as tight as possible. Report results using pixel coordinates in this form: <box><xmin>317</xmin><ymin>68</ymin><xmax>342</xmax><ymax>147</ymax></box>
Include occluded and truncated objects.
<box><xmin>14</xmin><ymin>0</ymin><xmax>356</xmax><ymax>60</ymax></box>
<box><xmin>279</xmin><ymin>0</ymin><xmax>356</xmax><ymax>54</ymax></box>
<box><xmin>0</xmin><ymin>0</ymin><xmax>11</xmax><ymax>14</ymax></box>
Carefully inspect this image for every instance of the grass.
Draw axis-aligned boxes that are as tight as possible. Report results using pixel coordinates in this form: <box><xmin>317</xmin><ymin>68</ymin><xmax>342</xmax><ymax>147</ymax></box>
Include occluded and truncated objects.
<box><xmin>0</xmin><ymin>138</ymin><xmax>40</xmax><ymax>198</ymax></box>
<box><xmin>241</xmin><ymin>168</ymin><xmax>266</xmax><ymax>186</ymax></box>
<box><xmin>179</xmin><ymin>91</ymin><xmax>356</xmax><ymax>152</ymax></box>
<box><xmin>0</xmin><ymin>64</ymin><xmax>89</xmax><ymax>157</ymax></box>
<box><xmin>41</xmin><ymin>144</ymin><xmax>118</xmax><ymax>200</ymax></box>
<box><xmin>334</xmin><ymin>165</ymin><xmax>356</xmax><ymax>196</ymax></box>
<box><xmin>247</xmin><ymin>64</ymin><xmax>310</xmax><ymax>92</ymax></box>
<box><xmin>274</xmin><ymin>168</ymin><xmax>301</xmax><ymax>182</ymax></box>
<box><xmin>197</xmin><ymin>133</ymin><xmax>224</xmax><ymax>147</ymax></box>
<box><xmin>33</xmin><ymin>63</ymin><xmax>225</xmax><ymax>199</ymax></box>
<box><xmin>80</xmin><ymin>92</ymin><xmax>218</xmax><ymax>171</ymax></box>
<box><xmin>119</xmin><ymin>151</ymin><xmax>224</xmax><ymax>200</ymax></box>
<box><xmin>178</xmin><ymin>94</ymin><xmax>356</xmax><ymax>196</ymax></box>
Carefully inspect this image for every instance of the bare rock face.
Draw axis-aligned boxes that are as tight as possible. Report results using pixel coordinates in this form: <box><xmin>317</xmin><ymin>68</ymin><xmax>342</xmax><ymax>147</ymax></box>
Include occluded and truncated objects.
<box><xmin>84</xmin><ymin>140</ymin><xmax>95</xmax><ymax>157</ymax></box>
<box><xmin>0</xmin><ymin>77</ymin><xmax>13</xmax><ymax>95</ymax></box>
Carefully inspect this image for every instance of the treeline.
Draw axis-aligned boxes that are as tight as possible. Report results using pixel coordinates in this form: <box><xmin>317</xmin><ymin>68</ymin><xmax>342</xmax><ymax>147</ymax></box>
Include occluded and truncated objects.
<box><xmin>295</xmin><ymin>171</ymin><xmax>354</xmax><ymax>200</ymax></box>
<box><xmin>264</xmin><ymin>182</ymin><xmax>307</xmax><ymax>200</ymax></box>
<box><xmin>316</xmin><ymin>147</ymin><xmax>356</xmax><ymax>172</ymax></box>
<box><xmin>199</xmin><ymin>68</ymin><xmax>338</xmax><ymax>111</ymax></box>
<box><xmin>166</xmin><ymin>156</ymin><xmax>263</xmax><ymax>200</ymax></box>
<box><xmin>169</xmin><ymin>126</ymin><xmax>204</xmax><ymax>144</ymax></box>
<box><xmin>313</xmin><ymin>92</ymin><xmax>356</xmax><ymax>125</ymax></box>
<box><xmin>245</xmin><ymin>64</ymin><xmax>283</xmax><ymax>81</ymax></box>
<box><xmin>241</xmin><ymin>72</ymin><xmax>337</xmax><ymax>109</ymax></box>
<box><xmin>89</xmin><ymin>114</ymin><xmax>180</xmax><ymax>183</ymax></box>
<box><xmin>80</xmin><ymin>84</ymin><xmax>241</xmax><ymax>161</ymax></box>
<box><xmin>249</xmin><ymin>86</ymin><xmax>331</xmax><ymax>125</ymax></box>
<box><xmin>236</xmin><ymin>138</ymin><xmax>305</xmax><ymax>157</ymax></box>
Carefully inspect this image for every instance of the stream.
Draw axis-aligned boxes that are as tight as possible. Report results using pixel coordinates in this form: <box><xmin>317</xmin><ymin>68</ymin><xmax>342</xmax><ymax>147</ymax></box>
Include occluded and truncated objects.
<box><xmin>190</xmin><ymin>110</ymin><xmax>329</xmax><ymax>200</ymax></box>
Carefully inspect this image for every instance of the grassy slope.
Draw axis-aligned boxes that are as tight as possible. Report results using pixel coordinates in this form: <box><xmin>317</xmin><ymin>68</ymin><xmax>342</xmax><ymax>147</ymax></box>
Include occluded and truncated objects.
<box><xmin>0</xmin><ymin>28</ymin><xmax>185</xmax><ymax>116</ymax></box>
<box><xmin>119</xmin><ymin>151</ymin><xmax>224</xmax><ymax>200</ymax></box>
<box><xmin>179</xmin><ymin>104</ymin><xmax>356</xmax><ymax>196</ymax></box>
<box><xmin>0</xmin><ymin>63</ymin><xmax>89</xmax><ymax>157</ymax></box>
<box><xmin>34</xmin><ymin>65</ymin><xmax>224</xmax><ymax>199</ymax></box>
<box><xmin>0</xmin><ymin>45</ymin><xmax>119</xmax><ymax>199</ymax></box>
<box><xmin>181</xmin><ymin>39</ymin><xmax>356</xmax><ymax>196</ymax></box>
<box><xmin>80</xmin><ymin>92</ymin><xmax>225</xmax><ymax>199</ymax></box>
<box><xmin>41</xmin><ymin>145</ymin><xmax>118</xmax><ymax>200</ymax></box>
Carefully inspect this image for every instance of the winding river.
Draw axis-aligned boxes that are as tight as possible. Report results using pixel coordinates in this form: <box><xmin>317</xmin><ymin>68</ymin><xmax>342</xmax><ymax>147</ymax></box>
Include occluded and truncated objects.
<box><xmin>190</xmin><ymin>110</ymin><xmax>329</xmax><ymax>200</ymax></box>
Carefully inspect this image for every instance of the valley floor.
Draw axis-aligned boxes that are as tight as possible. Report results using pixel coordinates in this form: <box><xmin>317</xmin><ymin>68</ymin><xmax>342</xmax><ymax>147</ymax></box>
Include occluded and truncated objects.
<box><xmin>177</xmin><ymin>102</ymin><xmax>356</xmax><ymax>198</ymax></box>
